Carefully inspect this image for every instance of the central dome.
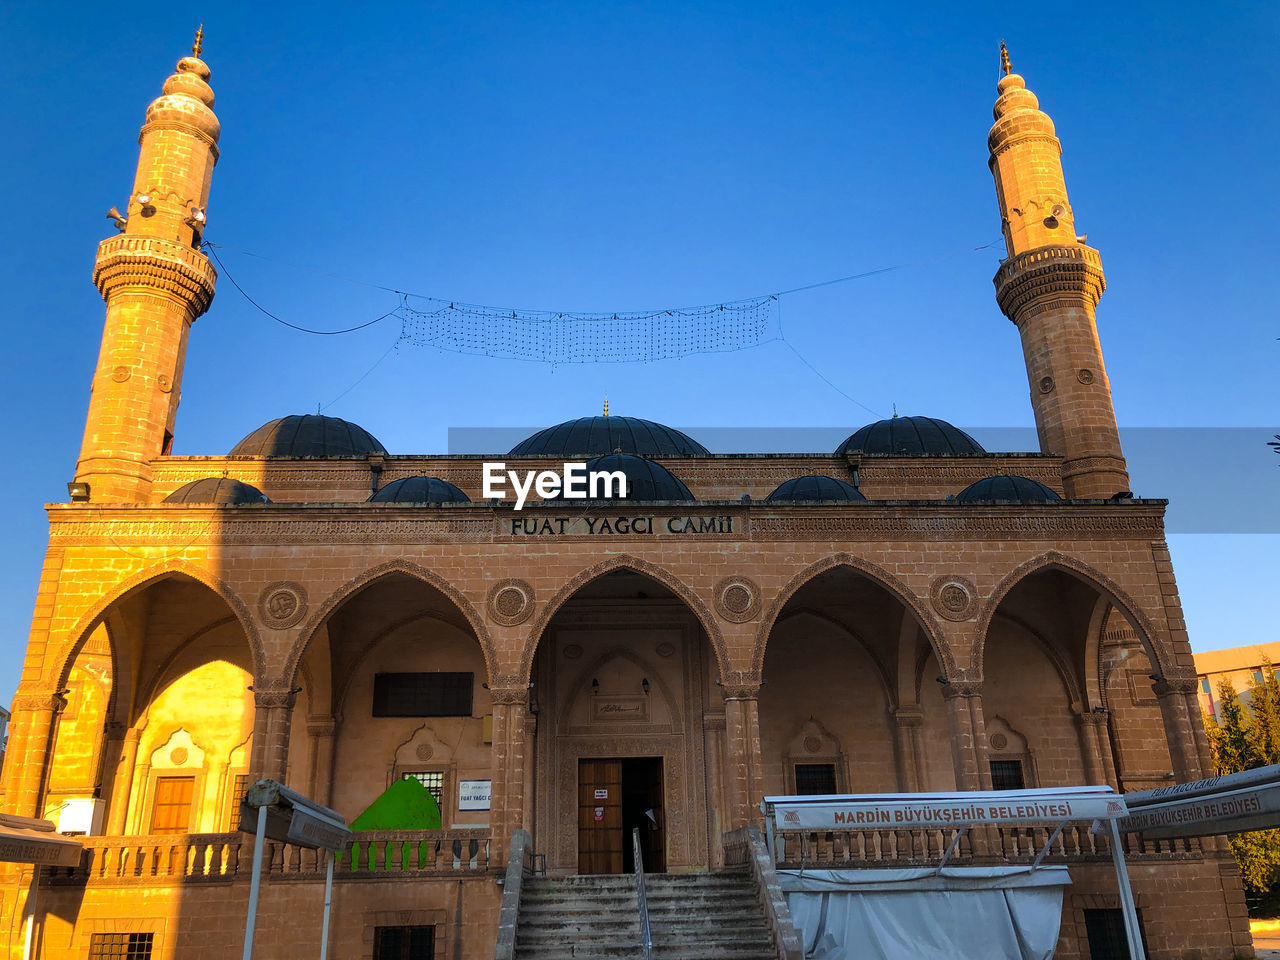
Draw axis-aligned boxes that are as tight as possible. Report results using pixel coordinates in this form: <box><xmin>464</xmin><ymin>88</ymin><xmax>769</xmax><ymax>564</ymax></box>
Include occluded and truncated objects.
<box><xmin>230</xmin><ymin>415</ymin><xmax>386</xmax><ymax>458</ymax></box>
<box><xmin>835</xmin><ymin>416</ymin><xmax>985</xmax><ymax>456</ymax></box>
<box><xmin>552</xmin><ymin>453</ymin><xmax>695</xmax><ymax>502</ymax></box>
<box><xmin>509</xmin><ymin>416</ymin><xmax>708</xmax><ymax>457</ymax></box>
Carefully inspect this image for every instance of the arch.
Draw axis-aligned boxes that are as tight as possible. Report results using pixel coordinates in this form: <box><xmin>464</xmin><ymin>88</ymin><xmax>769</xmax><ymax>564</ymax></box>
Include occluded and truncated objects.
<box><xmin>286</xmin><ymin>559</ymin><xmax>495</xmax><ymax>688</ymax></box>
<box><xmin>988</xmin><ymin>609</ymin><xmax>1086</xmax><ymax>710</ymax></box>
<box><xmin>554</xmin><ymin>645</ymin><xmax>684</xmax><ymax>731</ymax></box>
<box><xmin>53</xmin><ymin>560</ymin><xmax>265</xmax><ymax>696</ymax></box>
<box><xmin>135</xmin><ymin>616</ymin><xmax>241</xmax><ymax>711</ymax></box>
<box><xmin>753</xmin><ymin>554</ymin><xmax>951</xmax><ymax>680</ymax></box>
<box><xmin>773</xmin><ymin>606</ymin><xmax>897</xmax><ymax>710</ymax></box>
<box><xmin>971</xmin><ymin>551</ymin><xmax>1170</xmax><ymax>679</ymax></box>
<box><xmin>521</xmin><ymin>555</ymin><xmax>725</xmax><ymax>684</ymax></box>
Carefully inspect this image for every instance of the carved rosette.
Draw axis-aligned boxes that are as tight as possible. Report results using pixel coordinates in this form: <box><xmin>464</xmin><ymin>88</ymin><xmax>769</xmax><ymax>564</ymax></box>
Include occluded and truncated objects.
<box><xmin>993</xmin><ymin>244</ymin><xmax>1105</xmax><ymax>320</ymax></box>
<box><xmin>487</xmin><ymin>579</ymin><xmax>535</xmax><ymax>626</ymax></box>
<box><xmin>93</xmin><ymin>234</ymin><xmax>217</xmax><ymax>316</ymax></box>
<box><xmin>930</xmin><ymin>575</ymin><xmax>977</xmax><ymax>622</ymax></box>
<box><xmin>714</xmin><ymin>576</ymin><xmax>760</xmax><ymax>623</ymax></box>
<box><xmin>258</xmin><ymin>581</ymin><xmax>308</xmax><ymax>629</ymax></box>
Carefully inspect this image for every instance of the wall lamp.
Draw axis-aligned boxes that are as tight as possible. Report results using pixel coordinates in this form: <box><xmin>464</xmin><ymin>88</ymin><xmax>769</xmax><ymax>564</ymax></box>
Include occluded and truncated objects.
<box><xmin>67</xmin><ymin>482</ymin><xmax>90</xmax><ymax>502</ymax></box>
<box><xmin>641</xmin><ymin>678</ymin><xmax>650</xmax><ymax>696</ymax></box>
<box><xmin>591</xmin><ymin>678</ymin><xmax>599</xmax><ymax>695</ymax></box>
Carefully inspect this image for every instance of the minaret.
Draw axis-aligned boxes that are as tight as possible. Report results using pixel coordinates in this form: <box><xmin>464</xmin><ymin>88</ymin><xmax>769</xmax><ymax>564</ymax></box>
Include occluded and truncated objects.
<box><xmin>73</xmin><ymin>29</ymin><xmax>219</xmax><ymax>502</ymax></box>
<box><xmin>988</xmin><ymin>44</ymin><xmax>1130</xmax><ymax>499</ymax></box>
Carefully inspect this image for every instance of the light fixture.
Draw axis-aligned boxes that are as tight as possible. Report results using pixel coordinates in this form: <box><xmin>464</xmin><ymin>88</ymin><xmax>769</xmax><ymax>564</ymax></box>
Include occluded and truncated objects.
<box><xmin>106</xmin><ymin>207</ymin><xmax>127</xmax><ymax>231</ymax></box>
<box><xmin>136</xmin><ymin>194</ymin><xmax>152</xmax><ymax>205</ymax></box>
<box><xmin>591</xmin><ymin>678</ymin><xmax>599</xmax><ymax>695</ymax></box>
<box><xmin>185</xmin><ymin>206</ymin><xmax>206</xmax><ymax>227</ymax></box>
<box><xmin>641</xmin><ymin>678</ymin><xmax>650</xmax><ymax>696</ymax></box>
<box><xmin>66</xmin><ymin>481</ymin><xmax>90</xmax><ymax>502</ymax></box>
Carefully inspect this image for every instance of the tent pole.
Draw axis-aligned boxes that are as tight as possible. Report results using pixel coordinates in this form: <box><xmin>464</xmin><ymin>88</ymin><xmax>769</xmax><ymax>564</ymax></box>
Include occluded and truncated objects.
<box><xmin>319</xmin><ymin>849</ymin><xmax>334</xmax><ymax>960</ymax></box>
<box><xmin>1105</xmin><ymin>818</ymin><xmax>1146</xmax><ymax>960</ymax></box>
<box><xmin>242</xmin><ymin>804</ymin><xmax>268</xmax><ymax>960</ymax></box>
<box><xmin>22</xmin><ymin>867</ymin><xmax>39</xmax><ymax>960</ymax></box>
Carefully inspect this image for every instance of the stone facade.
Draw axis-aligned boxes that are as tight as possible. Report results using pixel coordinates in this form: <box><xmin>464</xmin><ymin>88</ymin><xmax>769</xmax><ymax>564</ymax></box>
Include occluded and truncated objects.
<box><xmin>0</xmin><ymin>39</ymin><xmax>1252</xmax><ymax>960</ymax></box>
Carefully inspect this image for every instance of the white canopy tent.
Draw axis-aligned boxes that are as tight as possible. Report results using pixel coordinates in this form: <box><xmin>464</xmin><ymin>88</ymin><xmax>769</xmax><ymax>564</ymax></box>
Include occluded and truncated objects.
<box><xmin>0</xmin><ymin>814</ymin><xmax>84</xmax><ymax>960</ymax></box>
<box><xmin>762</xmin><ymin>787</ymin><xmax>1142</xmax><ymax>960</ymax></box>
<box><xmin>1117</xmin><ymin>764</ymin><xmax>1280</xmax><ymax>840</ymax></box>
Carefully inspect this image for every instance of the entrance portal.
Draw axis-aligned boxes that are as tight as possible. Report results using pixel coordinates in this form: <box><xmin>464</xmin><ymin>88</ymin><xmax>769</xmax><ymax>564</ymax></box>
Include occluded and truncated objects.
<box><xmin>577</xmin><ymin>757</ymin><xmax>665</xmax><ymax>874</ymax></box>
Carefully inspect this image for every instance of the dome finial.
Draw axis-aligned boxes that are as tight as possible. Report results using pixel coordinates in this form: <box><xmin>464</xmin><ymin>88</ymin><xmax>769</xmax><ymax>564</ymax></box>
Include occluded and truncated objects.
<box><xmin>192</xmin><ymin>23</ymin><xmax>204</xmax><ymax>57</ymax></box>
<box><xmin>999</xmin><ymin>39</ymin><xmax>1011</xmax><ymax>76</ymax></box>
<box><xmin>603</xmin><ymin>397</ymin><xmax>609</xmax><ymax>417</ymax></box>
<box><xmin>891</xmin><ymin>403</ymin><xmax>898</xmax><ymax>419</ymax></box>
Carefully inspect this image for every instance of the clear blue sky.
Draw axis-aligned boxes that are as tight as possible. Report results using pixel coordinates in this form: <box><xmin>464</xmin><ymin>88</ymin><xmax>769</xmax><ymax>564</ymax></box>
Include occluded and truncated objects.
<box><xmin>0</xmin><ymin>2</ymin><xmax>1276</xmax><ymax>706</ymax></box>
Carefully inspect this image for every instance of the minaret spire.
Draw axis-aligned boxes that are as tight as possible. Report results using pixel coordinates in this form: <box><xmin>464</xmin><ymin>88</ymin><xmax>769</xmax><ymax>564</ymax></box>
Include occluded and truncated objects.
<box><xmin>999</xmin><ymin>40</ymin><xmax>1011</xmax><ymax>75</ymax></box>
<box><xmin>73</xmin><ymin>43</ymin><xmax>221</xmax><ymax>502</ymax></box>
<box><xmin>193</xmin><ymin>24</ymin><xmax>204</xmax><ymax>57</ymax></box>
<box><xmin>987</xmin><ymin>60</ymin><xmax>1129</xmax><ymax>498</ymax></box>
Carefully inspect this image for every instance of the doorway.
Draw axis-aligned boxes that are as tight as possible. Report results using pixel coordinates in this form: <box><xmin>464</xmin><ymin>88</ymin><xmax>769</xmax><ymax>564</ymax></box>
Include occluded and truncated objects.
<box><xmin>578</xmin><ymin>757</ymin><xmax>665</xmax><ymax>874</ymax></box>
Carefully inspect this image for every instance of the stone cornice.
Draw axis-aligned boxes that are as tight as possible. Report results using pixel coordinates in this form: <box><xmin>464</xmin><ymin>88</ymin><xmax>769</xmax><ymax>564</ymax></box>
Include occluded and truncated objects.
<box><xmin>94</xmin><ymin>235</ymin><xmax>217</xmax><ymax>316</ymax></box>
<box><xmin>994</xmin><ymin>244</ymin><xmax>1105</xmax><ymax>320</ymax></box>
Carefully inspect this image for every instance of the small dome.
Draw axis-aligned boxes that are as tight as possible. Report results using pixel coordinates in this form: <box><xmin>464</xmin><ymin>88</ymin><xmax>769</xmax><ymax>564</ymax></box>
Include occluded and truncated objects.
<box><xmin>835</xmin><ymin>416</ymin><xmax>985</xmax><ymax>456</ymax></box>
<box><xmin>510</xmin><ymin>416</ymin><xmax>708</xmax><ymax>457</ymax></box>
<box><xmin>369</xmin><ymin>477</ymin><xmax>471</xmax><ymax>504</ymax></box>
<box><xmin>557</xmin><ymin>454</ymin><xmax>695</xmax><ymax>502</ymax></box>
<box><xmin>163</xmin><ymin>477</ymin><xmax>269</xmax><ymax>505</ymax></box>
<box><xmin>957</xmin><ymin>475</ymin><xmax>1061</xmax><ymax>502</ymax></box>
<box><xmin>230</xmin><ymin>415</ymin><xmax>386</xmax><ymax>458</ymax></box>
<box><xmin>766</xmin><ymin>475</ymin><xmax>866</xmax><ymax>503</ymax></box>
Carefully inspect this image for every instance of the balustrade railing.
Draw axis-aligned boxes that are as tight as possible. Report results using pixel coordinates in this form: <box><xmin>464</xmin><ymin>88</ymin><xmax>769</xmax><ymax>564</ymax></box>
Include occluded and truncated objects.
<box><xmin>45</xmin><ymin>829</ymin><xmax>491</xmax><ymax>885</ymax></box>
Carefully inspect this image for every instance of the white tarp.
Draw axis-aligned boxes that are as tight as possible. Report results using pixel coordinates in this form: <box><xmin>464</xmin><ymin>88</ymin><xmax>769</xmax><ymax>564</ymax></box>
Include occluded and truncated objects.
<box><xmin>780</xmin><ymin>866</ymin><xmax>1071</xmax><ymax>960</ymax></box>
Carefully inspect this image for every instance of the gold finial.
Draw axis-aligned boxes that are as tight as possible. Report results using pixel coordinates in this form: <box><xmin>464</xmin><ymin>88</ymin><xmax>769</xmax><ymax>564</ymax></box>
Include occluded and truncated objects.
<box><xmin>193</xmin><ymin>24</ymin><xmax>204</xmax><ymax>57</ymax></box>
<box><xmin>999</xmin><ymin>40</ymin><xmax>1011</xmax><ymax>76</ymax></box>
<box><xmin>603</xmin><ymin>397</ymin><xmax>609</xmax><ymax>417</ymax></box>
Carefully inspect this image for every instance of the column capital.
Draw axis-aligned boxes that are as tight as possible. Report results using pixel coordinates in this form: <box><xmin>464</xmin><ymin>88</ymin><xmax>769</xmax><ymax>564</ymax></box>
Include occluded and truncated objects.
<box><xmin>1076</xmin><ymin>708</ymin><xmax>1111</xmax><ymax>727</ymax></box>
<box><xmin>488</xmin><ymin>684</ymin><xmax>530</xmax><ymax>707</ymax></box>
<box><xmin>1152</xmin><ymin>676</ymin><xmax>1198</xmax><ymax>698</ymax></box>
<box><xmin>253</xmin><ymin>687</ymin><xmax>298</xmax><ymax>710</ymax></box>
<box><xmin>305</xmin><ymin>716</ymin><xmax>337</xmax><ymax>738</ymax></box>
<box><xmin>893</xmin><ymin>706</ymin><xmax>925</xmax><ymax>727</ymax></box>
<box><xmin>720</xmin><ymin>671</ymin><xmax>761</xmax><ymax>701</ymax></box>
<box><xmin>939</xmin><ymin>680</ymin><xmax>983</xmax><ymax>701</ymax></box>
<box><xmin>11</xmin><ymin>691</ymin><xmax>67</xmax><ymax>714</ymax></box>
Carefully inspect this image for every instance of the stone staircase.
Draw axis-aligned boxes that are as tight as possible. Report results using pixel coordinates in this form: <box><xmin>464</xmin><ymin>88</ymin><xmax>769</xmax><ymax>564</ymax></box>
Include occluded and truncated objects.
<box><xmin>514</xmin><ymin>872</ymin><xmax>777</xmax><ymax>960</ymax></box>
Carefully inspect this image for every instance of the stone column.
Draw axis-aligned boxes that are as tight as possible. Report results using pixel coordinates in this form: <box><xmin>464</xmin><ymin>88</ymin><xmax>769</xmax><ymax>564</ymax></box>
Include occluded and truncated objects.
<box><xmin>3</xmin><ymin>693</ymin><xmax>66</xmax><ymax>818</ymax></box>
<box><xmin>249</xmin><ymin>689</ymin><xmax>297</xmax><ymax>784</ymax></box>
<box><xmin>940</xmin><ymin>681</ymin><xmax>989</xmax><ymax>791</ymax></box>
<box><xmin>892</xmin><ymin>707</ymin><xmax>925</xmax><ymax>792</ymax></box>
<box><xmin>106</xmin><ymin>722</ymin><xmax>146</xmax><ymax>835</ymax></box>
<box><xmin>1075</xmin><ymin>709</ymin><xmax>1109</xmax><ymax>787</ymax></box>
<box><xmin>723</xmin><ymin>681</ymin><xmax>763</xmax><ymax>828</ymax></box>
<box><xmin>488</xmin><ymin>682</ymin><xmax>532</xmax><ymax>860</ymax></box>
<box><xmin>306</xmin><ymin>717</ymin><xmax>337</xmax><ymax>807</ymax></box>
<box><xmin>1154</xmin><ymin>677</ymin><xmax>1202</xmax><ymax>782</ymax></box>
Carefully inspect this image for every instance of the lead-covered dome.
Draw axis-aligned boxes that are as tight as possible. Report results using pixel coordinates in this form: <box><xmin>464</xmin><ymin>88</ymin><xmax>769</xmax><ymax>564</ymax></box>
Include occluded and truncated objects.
<box><xmin>558</xmin><ymin>453</ymin><xmax>695</xmax><ymax>502</ymax></box>
<box><xmin>957</xmin><ymin>475</ymin><xmax>1061</xmax><ymax>502</ymax></box>
<box><xmin>509</xmin><ymin>417</ymin><xmax>708</xmax><ymax>457</ymax></box>
<box><xmin>230</xmin><ymin>415</ymin><xmax>386</xmax><ymax>458</ymax></box>
<box><xmin>835</xmin><ymin>416</ymin><xmax>985</xmax><ymax>456</ymax></box>
<box><xmin>766</xmin><ymin>475</ymin><xmax>866</xmax><ymax>502</ymax></box>
<box><xmin>369</xmin><ymin>477</ymin><xmax>471</xmax><ymax>504</ymax></box>
<box><xmin>163</xmin><ymin>477</ymin><xmax>269</xmax><ymax>505</ymax></box>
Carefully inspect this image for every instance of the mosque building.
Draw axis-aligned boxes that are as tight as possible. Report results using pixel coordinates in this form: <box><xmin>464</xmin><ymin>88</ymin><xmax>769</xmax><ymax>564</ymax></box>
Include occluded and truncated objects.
<box><xmin>0</xmin><ymin>32</ymin><xmax>1252</xmax><ymax>960</ymax></box>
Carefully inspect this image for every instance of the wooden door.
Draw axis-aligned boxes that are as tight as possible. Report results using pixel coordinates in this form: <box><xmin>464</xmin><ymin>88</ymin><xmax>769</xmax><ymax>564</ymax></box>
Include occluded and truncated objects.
<box><xmin>578</xmin><ymin>759</ymin><xmax>623</xmax><ymax>874</ymax></box>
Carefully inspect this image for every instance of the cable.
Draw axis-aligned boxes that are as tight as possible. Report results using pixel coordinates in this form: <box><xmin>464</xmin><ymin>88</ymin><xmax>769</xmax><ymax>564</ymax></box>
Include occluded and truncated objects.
<box><xmin>320</xmin><ymin>339</ymin><xmax>401</xmax><ymax>412</ymax></box>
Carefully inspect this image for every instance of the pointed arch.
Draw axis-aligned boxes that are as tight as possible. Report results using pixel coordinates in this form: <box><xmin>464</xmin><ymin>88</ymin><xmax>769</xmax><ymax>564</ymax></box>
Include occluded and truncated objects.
<box><xmin>773</xmin><ymin>606</ymin><xmax>897</xmax><ymax>710</ymax></box>
<box><xmin>285</xmin><ymin>559</ymin><xmax>494</xmax><ymax>688</ymax></box>
<box><xmin>972</xmin><ymin>551</ymin><xmax>1170</xmax><ymax>679</ymax></box>
<box><xmin>53</xmin><ymin>560</ymin><xmax>264</xmax><ymax>695</ymax></box>
<box><xmin>752</xmin><ymin>554</ymin><xmax>951</xmax><ymax>679</ymax></box>
<box><xmin>555</xmin><ymin>645</ymin><xmax>684</xmax><ymax>730</ymax></box>
<box><xmin>987</xmin><ymin>609</ymin><xmax>1086</xmax><ymax>710</ymax></box>
<box><xmin>520</xmin><ymin>555</ymin><xmax>724</xmax><ymax>684</ymax></box>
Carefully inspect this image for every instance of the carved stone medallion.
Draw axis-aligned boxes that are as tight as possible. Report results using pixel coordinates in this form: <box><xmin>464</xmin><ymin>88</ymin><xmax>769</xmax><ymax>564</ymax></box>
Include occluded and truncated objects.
<box><xmin>258</xmin><ymin>581</ymin><xmax>308</xmax><ymax>629</ymax></box>
<box><xmin>930</xmin><ymin>575</ymin><xmax>977</xmax><ymax>622</ymax></box>
<box><xmin>1077</xmin><ymin>368</ymin><xmax>1095</xmax><ymax>384</ymax></box>
<box><xmin>714</xmin><ymin>576</ymin><xmax>760</xmax><ymax>623</ymax></box>
<box><xmin>488</xmin><ymin>578</ymin><xmax>534</xmax><ymax>626</ymax></box>
<box><xmin>1038</xmin><ymin>376</ymin><xmax>1055</xmax><ymax>394</ymax></box>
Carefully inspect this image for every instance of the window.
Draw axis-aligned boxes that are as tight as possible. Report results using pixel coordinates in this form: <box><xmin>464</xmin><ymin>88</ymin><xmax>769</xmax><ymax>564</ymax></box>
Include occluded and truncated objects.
<box><xmin>1254</xmin><ymin>669</ymin><xmax>1265</xmax><ymax>685</ymax></box>
<box><xmin>794</xmin><ymin>763</ymin><xmax>837</xmax><ymax>796</ymax></box>
<box><xmin>226</xmin><ymin>773</ymin><xmax>251</xmax><ymax>830</ymax></box>
<box><xmin>150</xmin><ymin>776</ymin><xmax>194</xmax><ymax>834</ymax></box>
<box><xmin>373</xmin><ymin>673</ymin><xmax>473</xmax><ymax>717</ymax></box>
<box><xmin>403</xmin><ymin>771</ymin><xmax>445</xmax><ymax>805</ymax></box>
<box><xmin>88</xmin><ymin>933</ymin><xmax>154</xmax><ymax>959</ymax></box>
<box><xmin>1200</xmin><ymin>677</ymin><xmax>1211</xmax><ymax>694</ymax></box>
<box><xmin>372</xmin><ymin>925</ymin><xmax>434</xmax><ymax>960</ymax></box>
<box><xmin>1083</xmin><ymin>908</ymin><xmax>1148</xmax><ymax>960</ymax></box>
<box><xmin>990</xmin><ymin>760</ymin><xmax>1026</xmax><ymax>791</ymax></box>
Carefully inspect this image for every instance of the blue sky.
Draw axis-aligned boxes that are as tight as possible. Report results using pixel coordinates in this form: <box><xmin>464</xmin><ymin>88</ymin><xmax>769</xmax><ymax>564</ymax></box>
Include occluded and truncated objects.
<box><xmin>0</xmin><ymin>2</ymin><xmax>1276</xmax><ymax>706</ymax></box>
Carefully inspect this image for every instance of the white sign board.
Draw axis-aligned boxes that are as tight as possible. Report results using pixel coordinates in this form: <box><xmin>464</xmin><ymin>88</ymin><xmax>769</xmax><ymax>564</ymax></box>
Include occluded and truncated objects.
<box><xmin>768</xmin><ymin>789</ymin><xmax>1127</xmax><ymax>831</ymax></box>
<box><xmin>459</xmin><ymin>779</ymin><xmax>491</xmax><ymax>811</ymax></box>
<box><xmin>1119</xmin><ymin>782</ymin><xmax>1280</xmax><ymax>839</ymax></box>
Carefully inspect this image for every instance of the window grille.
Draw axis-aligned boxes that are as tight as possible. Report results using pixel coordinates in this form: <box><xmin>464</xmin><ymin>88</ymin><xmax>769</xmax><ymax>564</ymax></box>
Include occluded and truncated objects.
<box><xmin>402</xmin><ymin>771</ymin><xmax>445</xmax><ymax>804</ymax></box>
<box><xmin>372</xmin><ymin>925</ymin><xmax>434</xmax><ymax>960</ymax></box>
<box><xmin>226</xmin><ymin>773</ymin><xmax>251</xmax><ymax>829</ymax></box>
<box><xmin>88</xmin><ymin>933</ymin><xmax>154</xmax><ymax>959</ymax></box>
<box><xmin>989</xmin><ymin>759</ymin><xmax>1026</xmax><ymax>791</ymax></box>
<box><xmin>794</xmin><ymin>763</ymin><xmax>837</xmax><ymax>796</ymax></box>
<box><xmin>373</xmin><ymin>673</ymin><xmax>472</xmax><ymax>717</ymax></box>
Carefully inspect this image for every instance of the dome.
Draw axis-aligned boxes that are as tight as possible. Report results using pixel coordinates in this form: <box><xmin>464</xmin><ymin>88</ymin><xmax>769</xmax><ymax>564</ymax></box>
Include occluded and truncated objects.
<box><xmin>956</xmin><ymin>475</ymin><xmax>1061</xmax><ymax>502</ymax></box>
<box><xmin>369</xmin><ymin>477</ymin><xmax>471</xmax><ymax>504</ymax></box>
<box><xmin>509</xmin><ymin>416</ymin><xmax>708</xmax><ymax>457</ymax></box>
<box><xmin>559</xmin><ymin>454</ymin><xmax>695</xmax><ymax>502</ymax></box>
<box><xmin>835</xmin><ymin>416</ymin><xmax>985</xmax><ymax>456</ymax></box>
<box><xmin>766</xmin><ymin>475</ymin><xmax>866</xmax><ymax>503</ymax></box>
<box><xmin>229</xmin><ymin>415</ymin><xmax>386</xmax><ymax>458</ymax></box>
<box><xmin>163</xmin><ymin>477</ymin><xmax>269</xmax><ymax>505</ymax></box>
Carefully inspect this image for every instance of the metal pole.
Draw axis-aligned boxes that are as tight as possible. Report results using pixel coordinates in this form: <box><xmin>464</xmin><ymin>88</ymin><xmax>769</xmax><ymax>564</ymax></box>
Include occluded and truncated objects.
<box><xmin>242</xmin><ymin>804</ymin><xmax>268</xmax><ymax>960</ymax></box>
<box><xmin>1105</xmin><ymin>818</ymin><xmax>1146</xmax><ymax>960</ymax></box>
<box><xmin>22</xmin><ymin>867</ymin><xmax>39</xmax><ymax>960</ymax></box>
<box><xmin>319</xmin><ymin>849</ymin><xmax>334</xmax><ymax>960</ymax></box>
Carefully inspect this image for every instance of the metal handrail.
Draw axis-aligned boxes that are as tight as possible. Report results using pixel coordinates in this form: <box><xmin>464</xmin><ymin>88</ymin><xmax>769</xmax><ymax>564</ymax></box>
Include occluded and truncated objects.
<box><xmin>632</xmin><ymin>827</ymin><xmax>652</xmax><ymax>960</ymax></box>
